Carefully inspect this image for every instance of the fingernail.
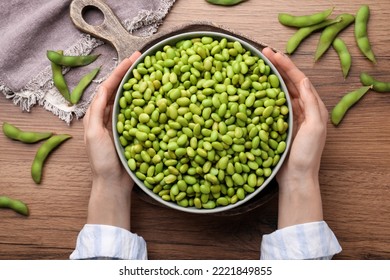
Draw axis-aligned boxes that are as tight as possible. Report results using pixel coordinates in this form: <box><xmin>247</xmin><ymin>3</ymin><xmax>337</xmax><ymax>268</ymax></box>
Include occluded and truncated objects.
<box><xmin>303</xmin><ymin>77</ymin><xmax>312</xmax><ymax>89</ymax></box>
<box><xmin>129</xmin><ymin>51</ymin><xmax>141</xmax><ymax>63</ymax></box>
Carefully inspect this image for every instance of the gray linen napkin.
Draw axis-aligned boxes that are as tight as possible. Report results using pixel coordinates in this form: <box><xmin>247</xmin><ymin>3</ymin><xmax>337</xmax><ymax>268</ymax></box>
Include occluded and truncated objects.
<box><xmin>0</xmin><ymin>0</ymin><xmax>176</xmax><ymax>124</ymax></box>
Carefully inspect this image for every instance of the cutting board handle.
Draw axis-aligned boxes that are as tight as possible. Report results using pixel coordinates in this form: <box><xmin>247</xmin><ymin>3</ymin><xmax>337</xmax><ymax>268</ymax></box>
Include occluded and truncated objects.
<box><xmin>69</xmin><ymin>0</ymin><xmax>146</xmax><ymax>61</ymax></box>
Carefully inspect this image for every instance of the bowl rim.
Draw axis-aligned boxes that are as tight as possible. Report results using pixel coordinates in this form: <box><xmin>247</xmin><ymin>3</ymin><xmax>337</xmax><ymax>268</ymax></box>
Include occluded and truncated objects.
<box><xmin>112</xmin><ymin>30</ymin><xmax>293</xmax><ymax>214</ymax></box>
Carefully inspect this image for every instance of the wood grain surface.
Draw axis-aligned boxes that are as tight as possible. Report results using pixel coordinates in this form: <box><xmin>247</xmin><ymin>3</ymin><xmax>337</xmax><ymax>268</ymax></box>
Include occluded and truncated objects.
<box><xmin>1</xmin><ymin>0</ymin><xmax>390</xmax><ymax>260</ymax></box>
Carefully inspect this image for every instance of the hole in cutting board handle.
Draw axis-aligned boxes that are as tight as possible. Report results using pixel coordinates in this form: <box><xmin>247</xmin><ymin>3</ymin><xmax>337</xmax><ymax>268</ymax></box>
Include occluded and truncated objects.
<box><xmin>81</xmin><ymin>5</ymin><xmax>105</xmax><ymax>26</ymax></box>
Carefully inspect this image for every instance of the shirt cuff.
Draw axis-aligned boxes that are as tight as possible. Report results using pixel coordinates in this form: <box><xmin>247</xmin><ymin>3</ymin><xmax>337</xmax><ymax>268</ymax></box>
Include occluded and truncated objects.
<box><xmin>70</xmin><ymin>224</ymin><xmax>148</xmax><ymax>260</ymax></box>
<box><xmin>260</xmin><ymin>221</ymin><xmax>342</xmax><ymax>260</ymax></box>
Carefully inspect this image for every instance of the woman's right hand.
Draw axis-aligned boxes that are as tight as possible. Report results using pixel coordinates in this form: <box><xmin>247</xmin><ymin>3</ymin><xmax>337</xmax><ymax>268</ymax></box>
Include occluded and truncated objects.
<box><xmin>262</xmin><ymin>47</ymin><xmax>329</xmax><ymax>229</ymax></box>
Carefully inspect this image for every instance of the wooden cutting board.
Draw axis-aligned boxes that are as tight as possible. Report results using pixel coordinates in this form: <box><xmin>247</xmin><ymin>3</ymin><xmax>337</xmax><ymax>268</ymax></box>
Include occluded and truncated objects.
<box><xmin>69</xmin><ymin>0</ymin><xmax>278</xmax><ymax>215</ymax></box>
<box><xmin>69</xmin><ymin>0</ymin><xmax>274</xmax><ymax>60</ymax></box>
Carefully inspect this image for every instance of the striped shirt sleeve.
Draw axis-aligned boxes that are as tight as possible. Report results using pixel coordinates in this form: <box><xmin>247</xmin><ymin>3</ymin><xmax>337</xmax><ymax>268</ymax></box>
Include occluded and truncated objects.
<box><xmin>69</xmin><ymin>224</ymin><xmax>147</xmax><ymax>260</ymax></box>
<box><xmin>260</xmin><ymin>221</ymin><xmax>342</xmax><ymax>260</ymax></box>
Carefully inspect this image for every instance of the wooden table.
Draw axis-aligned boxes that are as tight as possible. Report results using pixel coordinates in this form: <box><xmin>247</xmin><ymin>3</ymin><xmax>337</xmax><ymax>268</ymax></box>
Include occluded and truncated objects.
<box><xmin>1</xmin><ymin>0</ymin><xmax>390</xmax><ymax>260</ymax></box>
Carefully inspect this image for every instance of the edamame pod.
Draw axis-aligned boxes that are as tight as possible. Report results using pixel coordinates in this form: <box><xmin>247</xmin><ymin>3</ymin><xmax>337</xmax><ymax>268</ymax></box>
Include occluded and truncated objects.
<box><xmin>354</xmin><ymin>5</ymin><xmax>376</xmax><ymax>63</ymax></box>
<box><xmin>278</xmin><ymin>7</ymin><xmax>334</xmax><ymax>28</ymax></box>
<box><xmin>286</xmin><ymin>18</ymin><xmax>342</xmax><ymax>54</ymax></box>
<box><xmin>360</xmin><ymin>72</ymin><xmax>390</xmax><ymax>93</ymax></box>
<box><xmin>31</xmin><ymin>134</ymin><xmax>72</xmax><ymax>184</ymax></box>
<box><xmin>47</xmin><ymin>50</ymin><xmax>100</xmax><ymax>67</ymax></box>
<box><xmin>206</xmin><ymin>0</ymin><xmax>246</xmax><ymax>6</ymax></box>
<box><xmin>0</xmin><ymin>196</ymin><xmax>29</xmax><ymax>216</ymax></box>
<box><xmin>50</xmin><ymin>50</ymin><xmax>71</xmax><ymax>102</ymax></box>
<box><xmin>331</xmin><ymin>86</ymin><xmax>371</xmax><ymax>126</ymax></box>
<box><xmin>70</xmin><ymin>66</ymin><xmax>101</xmax><ymax>105</ymax></box>
<box><xmin>2</xmin><ymin>122</ymin><xmax>52</xmax><ymax>143</ymax></box>
<box><xmin>332</xmin><ymin>38</ymin><xmax>351</xmax><ymax>79</ymax></box>
<box><xmin>314</xmin><ymin>14</ymin><xmax>355</xmax><ymax>61</ymax></box>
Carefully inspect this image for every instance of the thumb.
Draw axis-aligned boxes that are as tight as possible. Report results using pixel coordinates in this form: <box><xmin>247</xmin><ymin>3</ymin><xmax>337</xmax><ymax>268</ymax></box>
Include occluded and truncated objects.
<box><xmin>88</xmin><ymin>85</ymin><xmax>110</xmax><ymax>130</ymax></box>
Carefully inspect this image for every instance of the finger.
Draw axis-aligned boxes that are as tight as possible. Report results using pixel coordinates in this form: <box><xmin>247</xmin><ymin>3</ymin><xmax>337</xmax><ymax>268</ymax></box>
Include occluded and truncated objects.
<box><xmin>104</xmin><ymin>51</ymin><xmax>142</xmax><ymax>96</ymax></box>
<box><xmin>299</xmin><ymin>78</ymin><xmax>326</xmax><ymax>124</ymax></box>
<box><xmin>104</xmin><ymin>104</ymin><xmax>112</xmax><ymax>127</ymax></box>
<box><xmin>301</xmin><ymin>79</ymin><xmax>328</xmax><ymax>122</ymax></box>
<box><xmin>272</xmin><ymin>52</ymin><xmax>307</xmax><ymax>95</ymax></box>
<box><xmin>87</xmin><ymin>85</ymin><xmax>110</xmax><ymax>131</ymax></box>
<box><xmin>83</xmin><ymin>103</ymin><xmax>91</xmax><ymax>129</ymax></box>
<box><xmin>262</xmin><ymin>48</ymin><xmax>300</xmax><ymax>98</ymax></box>
<box><xmin>263</xmin><ymin>48</ymin><xmax>328</xmax><ymax>121</ymax></box>
<box><xmin>84</xmin><ymin>51</ymin><xmax>141</xmax><ymax>135</ymax></box>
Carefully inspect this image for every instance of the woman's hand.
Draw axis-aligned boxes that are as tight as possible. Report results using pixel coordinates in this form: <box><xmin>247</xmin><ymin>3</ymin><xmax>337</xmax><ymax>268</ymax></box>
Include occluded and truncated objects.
<box><xmin>83</xmin><ymin>51</ymin><xmax>141</xmax><ymax>230</ymax></box>
<box><xmin>262</xmin><ymin>48</ymin><xmax>328</xmax><ymax>229</ymax></box>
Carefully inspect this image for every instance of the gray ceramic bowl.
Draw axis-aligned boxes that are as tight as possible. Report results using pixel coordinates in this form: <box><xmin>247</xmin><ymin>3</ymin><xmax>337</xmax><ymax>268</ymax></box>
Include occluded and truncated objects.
<box><xmin>113</xmin><ymin>31</ymin><xmax>293</xmax><ymax>214</ymax></box>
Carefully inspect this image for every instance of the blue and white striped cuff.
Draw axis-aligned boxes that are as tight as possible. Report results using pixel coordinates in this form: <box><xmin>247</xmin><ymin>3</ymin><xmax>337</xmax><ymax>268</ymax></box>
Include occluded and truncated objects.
<box><xmin>70</xmin><ymin>224</ymin><xmax>148</xmax><ymax>260</ymax></box>
<box><xmin>260</xmin><ymin>221</ymin><xmax>342</xmax><ymax>260</ymax></box>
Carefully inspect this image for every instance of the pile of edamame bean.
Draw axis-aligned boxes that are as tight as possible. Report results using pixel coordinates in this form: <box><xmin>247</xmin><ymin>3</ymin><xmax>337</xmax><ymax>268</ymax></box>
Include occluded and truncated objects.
<box><xmin>116</xmin><ymin>35</ymin><xmax>290</xmax><ymax>210</ymax></box>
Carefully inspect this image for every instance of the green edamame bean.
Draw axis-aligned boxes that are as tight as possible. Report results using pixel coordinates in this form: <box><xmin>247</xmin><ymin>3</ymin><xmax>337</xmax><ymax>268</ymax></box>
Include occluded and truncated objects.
<box><xmin>262</xmin><ymin>106</ymin><xmax>274</xmax><ymax>118</ymax></box>
<box><xmin>47</xmin><ymin>50</ymin><xmax>100</xmax><ymax>67</ymax></box>
<box><xmin>354</xmin><ymin>5</ymin><xmax>376</xmax><ymax>63</ymax></box>
<box><xmin>0</xmin><ymin>196</ymin><xmax>29</xmax><ymax>216</ymax></box>
<box><xmin>277</xmin><ymin>141</ymin><xmax>287</xmax><ymax>154</ymax></box>
<box><xmin>236</xmin><ymin>188</ymin><xmax>245</xmax><ymax>200</ymax></box>
<box><xmin>216</xmin><ymin>196</ymin><xmax>229</xmax><ymax>206</ymax></box>
<box><xmin>360</xmin><ymin>73</ymin><xmax>390</xmax><ymax>93</ymax></box>
<box><xmin>232</xmin><ymin>173</ymin><xmax>245</xmax><ymax>186</ymax></box>
<box><xmin>268</xmin><ymin>74</ymin><xmax>280</xmax><ymax>88</ymax></box>
<box><xmin>332</xmin><ymin>38</ymin><xmax>351</xmax><ymax>79</ymax></box>
<box><xmin>194</xmin><ymin>197</ymin><xmax>202</xmax><ymax>209</ymax></box>
<box><xmin>31</xmin><ymin>134</ymin><xmax>72</xmax><ymax>184</ymax></box>
<box><xmin>247</xmin><ymin>173</ymin><xmax>257</xmax><ymax>187</ymax></box>
<box><xmin>206</xmin><ymin>0</ymin><xmax>246</xmax><ymax>6</ymax></box>
<box><xmin>286</xmin><ymin>18</ymin><xmax>342</xmax><ymax>54</ymax></box>
<box><xmin>314</xmin><ymin>14</ymin><xmax>355</xmax><ymax>61</ymax></box>
<box><xmin>70</xmin><ymin>66</ymin><xmax>100</xmax><ymax>105</ymax></box>
<box><xmin>2</xmin><ymin>122</ymin><xmax>52</xmax><ymax>143</ymax></box>
<box><xmin>202</xmin><ymin>200</ymin><xmax>216</xmax><ymax>209</ymax></box>
<box><xmin>331</xmin><ymin>86</ymin><xmax>371</xmax><ymax>126</ymax></box>
<box><xmin>278</xmin><ymin>7</ymin><xmax>334</xmax><ymax>28</ymax></box>
<box><xmin>128</xmin><ymin>158</ymin><xmax>137</xmax><ymax>171</ymax></box>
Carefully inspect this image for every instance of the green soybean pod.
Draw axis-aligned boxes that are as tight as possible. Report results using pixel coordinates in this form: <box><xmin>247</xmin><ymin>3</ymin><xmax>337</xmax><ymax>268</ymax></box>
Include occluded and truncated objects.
<box><xmin>50</xmin><ymin>50</ymin><xmax>71</xmax><ymax>102</ymax></box>
<box><xmin>332</xmin><ymin>38</ymin><xmax>351</xmax><ymax>79</ymax></box>
<box><xmin>206</xmin><ymin>0</ymin><xmax>246</xmax><ymax>6</ymax></box>
<box><xmin>354</xmin><ymin>5</ymin><xmax>376</xmax><ymax>63</ymax></box>
<box><xmin>314</xmin><ymin>14</ymin><xmax>355</xmax><ymax>61</ymax></box>
<box><xmin>360</xmin><ymin>72</ymin><xmax>390</xmax><ymax>93</ymax></box>
<box><xmin>70</xmin><ymin>66</ymin><xmax>100</xmax><ymax>105</ymax></box>
<box><xmin>278</xmin><ymin>7</ymin><xmax>334</xmax><ymax>28</ymax></box>
<box><xmin>0</xmin><ymin>196</ymin><xmax>29</xmax><ymax>216</ymax></box>
<box><xmin>31</xmin><ymin>134</ymin><xmax>72</xmax><ymax>184</ymax></box>
<box><xmin>331</xmin><ymin>86</ymin><xmax>371</xmax><ymax>126</ymax></box>
<box><xmin>2</xmin><ymin>122</ymin><xmax>52</xmax><ymax>143</ymax></box>
<box><xmin>47</xmin><ymin>50</ymin><xmax>100</xmax><ymax>67</ymax></box>
<box><xmin>286</xmin><ymin>18</ymin><xmax>342</xmax><ymax>54</ymax></box>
